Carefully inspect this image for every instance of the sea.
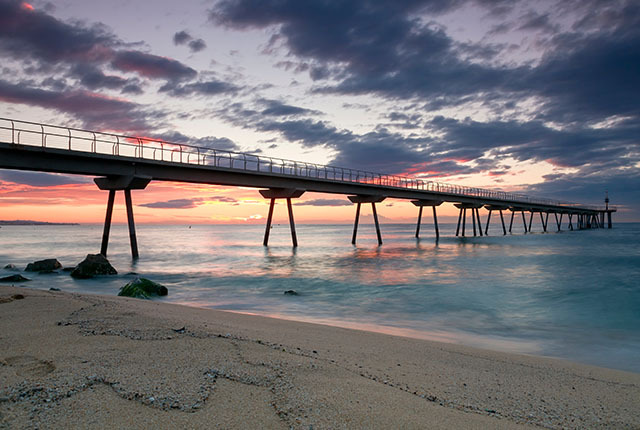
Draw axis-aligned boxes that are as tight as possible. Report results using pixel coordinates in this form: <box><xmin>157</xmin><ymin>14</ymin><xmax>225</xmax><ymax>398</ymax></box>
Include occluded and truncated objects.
<box><xmin>1</xmin><ymin>222</ymin><xmax>639</xmax><ymax>373</ymax></box>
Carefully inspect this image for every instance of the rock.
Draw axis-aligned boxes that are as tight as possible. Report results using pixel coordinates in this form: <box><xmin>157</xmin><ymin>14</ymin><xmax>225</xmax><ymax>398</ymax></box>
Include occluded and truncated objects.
<box><xmin>0</xmin><ymin>274</ymin><xmax>31</xmax><ymax>283</ymax></box>
<box><xmin>118</xmin><ymin>278</ymin><xmax>168</xmax><ymax>299</ymax></box>
<box><xmin>70</xmin><ymin>254</ymin><xmax>117</xmax><ymax>279</ymax></box>
<box><xmin>3</xmin><ymin>263</ymin><xmax>18</xmax><ymax>271</ymax></box>
<box><xmin>49</xmin><ymin>287</ymin><xmax>61</xmax><ymax>291</ymax></box>
<box><xmin>284</xmin><ymin>290</ymin><xmax>299</xmax><ymax>296</ymax></box>
<box><xmin>12</xmin><ymin>294</ymin><xmax>24</xmax><ymax>300</ymax></box>
<box><xmin>25</xmin><ymin>259</ymin><xmax>62</xmax><ymax>272</ymax></box>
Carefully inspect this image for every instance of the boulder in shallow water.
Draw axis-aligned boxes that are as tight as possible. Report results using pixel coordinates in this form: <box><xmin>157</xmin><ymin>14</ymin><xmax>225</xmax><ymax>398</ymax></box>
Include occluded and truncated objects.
<box><xmin>25</xmin><ymin>259</ymin><xmax>62</xmax><ymax>272</ymax></box>
<box><xmin>70</xmin><ymin>254</ymin><xmax>117</xmax><ymax>279</ymax></box>
<box><xmin>284</xmin><ymin>290</ymin><xmax>299</xmax><ymax>296</ymax></box>
<box><xmin>118</xmin><ymin>278</ymin><xmax>168</xmax><ymax>299</ymax></box>
<box><xmin>0</xmin><ymin>274</ymin><xmax>31</xmax><ymax>283</ymax></box>
<box><xmin>3</xmin><ymin>263</ymin><xmax>18</xmax><ymax>271</ymax></box>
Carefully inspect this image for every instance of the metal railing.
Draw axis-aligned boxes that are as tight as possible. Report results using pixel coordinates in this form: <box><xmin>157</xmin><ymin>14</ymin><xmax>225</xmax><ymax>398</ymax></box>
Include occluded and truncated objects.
<box><xmin>0</xmin><ymin>118</ymin><xmax>604</xmax><ymax>211</ymax></box>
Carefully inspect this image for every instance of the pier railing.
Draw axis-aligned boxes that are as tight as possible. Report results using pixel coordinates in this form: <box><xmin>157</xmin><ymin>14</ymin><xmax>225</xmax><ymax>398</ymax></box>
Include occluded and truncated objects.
<box><xmin>0</xmin><ymin>118</ymin><xmax>603</xmax><ymax>211</ymax></box>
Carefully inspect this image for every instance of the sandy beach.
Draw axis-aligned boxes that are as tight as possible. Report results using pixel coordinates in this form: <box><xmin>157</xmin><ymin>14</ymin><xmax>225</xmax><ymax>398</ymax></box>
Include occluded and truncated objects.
<box><xmin>1</xmin><ymin>285</ymin><xmax>639</xmax><ymax>429</ymax></box>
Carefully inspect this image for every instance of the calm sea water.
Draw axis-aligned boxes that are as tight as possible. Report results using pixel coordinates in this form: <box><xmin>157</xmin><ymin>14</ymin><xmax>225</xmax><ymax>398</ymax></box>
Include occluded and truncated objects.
<box><xmin>1</xmin><ymin>222</ymin><xmax>639</xmax><ymax>373</ymax></box>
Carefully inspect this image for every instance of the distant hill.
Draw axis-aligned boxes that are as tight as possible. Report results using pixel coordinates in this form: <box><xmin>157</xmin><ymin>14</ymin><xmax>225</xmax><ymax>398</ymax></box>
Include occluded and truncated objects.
<box><xmin>0</xmin><ymin>220</ymin><xmax>79</xmax><ymax>226</ymax></box>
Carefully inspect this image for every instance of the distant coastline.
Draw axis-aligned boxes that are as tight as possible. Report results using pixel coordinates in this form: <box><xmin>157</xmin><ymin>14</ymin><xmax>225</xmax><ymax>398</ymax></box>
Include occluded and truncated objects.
<box><xmin>0</xmin><ymin>220</ymin><xmax>79</xmax><ymax>226</ymax></box>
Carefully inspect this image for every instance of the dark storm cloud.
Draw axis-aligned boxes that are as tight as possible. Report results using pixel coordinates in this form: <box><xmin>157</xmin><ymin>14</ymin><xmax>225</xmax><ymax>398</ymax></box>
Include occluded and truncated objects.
<box><xmin>295</xmin><ymin>199</ymin><xmax>352</xmax><ymax>207</ymax></box>
<box><xmin>0</xmin><ymin>170</ymin><xmax>88</xmax><ymax>187</ymax></box>
<box><xmin>0</xmin><ymin>78</ymin><xmax>156</xmax><ymax>131</ymax></box>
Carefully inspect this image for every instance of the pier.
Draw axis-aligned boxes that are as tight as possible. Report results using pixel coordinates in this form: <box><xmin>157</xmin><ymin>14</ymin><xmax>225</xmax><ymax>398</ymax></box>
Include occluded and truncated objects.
<box><xmin>0</xmin><ymin>118</ymin><xmax>616</xmax><ymax>258</ymax></box>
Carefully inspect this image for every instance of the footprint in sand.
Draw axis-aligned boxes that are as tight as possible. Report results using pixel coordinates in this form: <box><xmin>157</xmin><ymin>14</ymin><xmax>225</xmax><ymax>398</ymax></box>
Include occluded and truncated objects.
<box><xmin>3</xmin><ymin>355</ymin><xmax>55</xmax><ymax>377</ymax></box>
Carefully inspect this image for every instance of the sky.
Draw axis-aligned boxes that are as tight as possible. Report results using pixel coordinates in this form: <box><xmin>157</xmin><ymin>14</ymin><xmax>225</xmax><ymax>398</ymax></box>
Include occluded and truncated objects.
<box><xmin>0</xmin><ymin>0</ymin><xmax>638</xmax><ymax>224</ymax></box>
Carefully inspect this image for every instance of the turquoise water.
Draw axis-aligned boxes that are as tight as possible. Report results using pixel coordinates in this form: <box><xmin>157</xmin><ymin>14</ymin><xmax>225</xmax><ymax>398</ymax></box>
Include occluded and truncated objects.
<box><xmin>1</xmin><ymin>222</ymin><xmax>639</xmax><ymax>373</ymax></box>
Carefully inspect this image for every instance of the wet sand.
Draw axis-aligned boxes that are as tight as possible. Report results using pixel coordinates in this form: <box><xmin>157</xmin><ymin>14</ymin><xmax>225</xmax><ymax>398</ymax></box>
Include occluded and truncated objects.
<box><xmin>1</xmin><ymin>285</ymin><xmax>639</xmax><ymax>429</ymax></box>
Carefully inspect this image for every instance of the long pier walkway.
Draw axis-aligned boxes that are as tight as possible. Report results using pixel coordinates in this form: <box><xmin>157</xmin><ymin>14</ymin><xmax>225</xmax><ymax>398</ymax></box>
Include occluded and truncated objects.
<box><xmin>0</xmin><ymin>118</ymin><xmax>615</xmax><ymax>258</ymax></box>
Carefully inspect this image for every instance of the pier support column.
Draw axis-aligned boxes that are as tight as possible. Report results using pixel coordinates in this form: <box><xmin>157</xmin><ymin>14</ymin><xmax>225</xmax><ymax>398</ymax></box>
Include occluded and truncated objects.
<box><xmin>259</xmin><ymin>188</ymin><xmax>305</xmax><ymax>247</ymax></box>
<box><xmin>607</xmin><ymin>211</ymin><xmax>612</xmax><ymax>229</ymax></box>
<box><xmin>474</xmin><ymin>208</ymin><xmax>483</xmax><ymax>237</ymax></box>
<box><xmin>568</xmin><ymin>214</ymin><xmax>573</xmax><ymax>230</ymax></box>
<box><xmin>521</xmin><ymin>210</ymin><xmax>528</xmax><ymax>233</ymax></box>
<box><xmin>412</xmin><ymin>200</ymin><xmax>443</xmax><ymax>240</ymax></box>
<box><xmin>539</xmin><ymin>212</ymin><xmax>548</xmax><ymax>233</ymax></box>
<box><xmin>528</xmin><ymin>211</ymin><xmax>534</xmax><ymax>232</ymax></box>
<box><xmin>485</xmin><ymin>209</ymin><xmax>492</xmax><ymax>235</ymax></box>
<box><xmin>94</xmin><ymin>175</ymin><xmax>151</xmax><ymax>260</ymax></box>
<box><xmin>352</xmin><ymin>203</ymin><xmax>361</xmax><ymax>245</ymax></box>
<box><xmin>348</xmin><ymin>195</ymin><xmax>386</xmax><ymax>245</ymax></box>
<box><xmin>454</xmin><ymin>203</ymin><xmax>483</xmax><ymax>237</ymax></box>
<box><xmin>100</xmin><ymin>190</ymin><xmax>116</xmax><ymax>257</ymax></box>
<box><xmin>508</xmin><ymin>210</ymin><xmax>515</xmax><ymax>233</ymax></box>
<box><xmin>484</xmin><ymin>205</ymin><xmax>508</xmax><ymax>235</ymax></box>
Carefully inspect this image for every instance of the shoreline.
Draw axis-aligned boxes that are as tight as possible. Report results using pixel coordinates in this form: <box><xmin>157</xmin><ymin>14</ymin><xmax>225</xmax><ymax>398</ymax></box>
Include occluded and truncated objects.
<box><xmin>1</xmin><ymin>285</ymin><xmax>639</xmax><ymax>429</ymax></box>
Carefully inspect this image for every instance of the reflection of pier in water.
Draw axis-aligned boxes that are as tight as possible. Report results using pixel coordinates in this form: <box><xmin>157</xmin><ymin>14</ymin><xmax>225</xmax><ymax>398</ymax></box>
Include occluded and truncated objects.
<box><xmin>0</xmin><ymin>118</ymin><xmax>616</xmax><ymax>258</ymax></box>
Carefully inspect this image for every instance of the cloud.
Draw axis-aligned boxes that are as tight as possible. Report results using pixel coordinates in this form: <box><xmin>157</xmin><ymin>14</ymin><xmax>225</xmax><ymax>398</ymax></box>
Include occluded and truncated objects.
<box><xmin>0</xmin><ymin>170</ymin><xmax>88</xmax><ymax>187</ymax></box>
<box><xmin>173</xmin><ymin>30</ymin><xmax>207</xmax><ymax>52</ymax></box>
<box><xmin>160</xmin><ymin>79</ymin><xmax>238</xmax><ymax>97</ymax></box>
<box><xmin>173</xmin><ymin>30</ymin><xmax>192</xmax><ymax>45</ymax></box>
<box><xmin>0</xmin><ymin>78</ymin><xmax>156</xmax><ymax>131</ymax></box>
<box><xmin>139</xmin><ymin>198</ymin><xmax>201</xmax><ymax>209</ymax></box>
<box><xmin>259</xmin><ymin>99</ymin><xmax>321</xmax><ymax>117</ymax></box>
<box><xmin>295</xmin><ymin>199</ymin><xmax>352</xmax><ymax>207</ymax></box>
<box><xmin>0</xmin><ymin>0</ymin><xmax>115</xmax><ymax>65</ymax></box>
<box><xmin>188</xmin><ymin>39</ymin><xmax>207</xmax><ymax>53</ymax></box>
<box><xmin>112</xmin><ymin>50</ymin><xmax>197</xmax><ymax>81</ymax></box>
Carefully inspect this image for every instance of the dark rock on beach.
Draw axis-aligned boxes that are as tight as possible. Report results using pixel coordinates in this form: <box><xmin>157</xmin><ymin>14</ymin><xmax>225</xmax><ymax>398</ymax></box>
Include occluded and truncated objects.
<box><xmin>25</xmin><ymin>259</ymin><xmax>62</xmax><ymax>272</ymax></box>
<box><xmin>284</xmin><ymin>290</ymin><xmax>299</xmax><ymax>296</ymax></box>
<box><xmin>70</xmin><ymin>254</ymin><xmax>117</xmax><ymax>279</ymax></box>
<box><xmin>0</xmin><ymin>274</ymin><xmax>31</xmax><ymax>283</ymax></box>
<box><xmin>3</xmin><ymin>263</ymin><xmax>18</xmax><ymax>271</ymax></box>
<box><xmin>118</xmin><ymin>278</ymin><xmax>168</xmax><ymax>299</ymax></box>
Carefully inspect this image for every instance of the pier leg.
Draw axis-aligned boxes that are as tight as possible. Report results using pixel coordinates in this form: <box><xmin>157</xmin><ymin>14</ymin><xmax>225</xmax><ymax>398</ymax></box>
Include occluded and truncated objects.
<box><xmin>500</xmin><ymin>210</ymin><xmax>506</xmax><ymax>235</ymax></box>
<box><xmin>521</xmin><ymin>211</ymin><xmax>528</xmax><ymax>233</ymax></box>
<box><xmin>608</xmin><ymin>212</ymin><xmax>612</xmax><ymax>228</ymax></box>
<box><xmin>476</xmin><ymin>208</ymin><xmax>483</xmax><ymax>236</ymax></box>
<box><xmin>371</xmin><ymin>203</ymin><xmax>383</xmax><ymax>246</ymax></box>
<box><xmin>124</xmin><ymin>189</ymin><xmax>139</xmax><ymax>259</ymax></box>
<box><xmin>462</xmin><ymin>208</ymin><xmax>467</xmax><ymax>237</ymax></box>
<box><xmin>472</xmin><ymin>208</ymin><xmax>477</xmax><ymax>236</ymax></box>
<box><xmin>528</xmin><ymin>212</ymin><xmax>534</xmax><ymax>233</ymax></box>
<box><xmin>485</xmin><ymin>210</ymin><xmax>492</xmax><ymax>235</ymax></box>
<box><xmin>432</xmin><ymin>206</ymin><xmax>440</xmax><ymax>240</ymax></box>
<box><xmin>540</xmin><ymin>212</ymin><xmax>547</xmax><ymax>232</ymax></box>
<box><xmin>352</xmin><ymin>203</ymin><xmax>361</xmax><ymax>245</ymax></box>
<box><xmin>555</xmin><ymin>213</ymin><xmax>560</xmax><ymax>231</ymax></box>
<box><xmin>456</xmin><ymin>208</ymin><xmax>463</xmax><ymax>237</ymax></box>
<box><xmin>263</xmin><ymin>198</ymin><xmax>275</xmax><ymax>246</ymax></box>
<box><xmin>100</xmin><ymin>190</ymin><xmax>116</xmax><ymax>257</ymax></box>
<box><xmin>568</xmin><ymin>214</ymin><xmax>573</xmax><ymax>230</ymax></box>
<box><xmin>415</xmin><ymin>206</ymin><xmax>423</xmax><ymax>238</ymax></box>
<box><xmin>286</xmin><ymin>198</ymin><xmax>298</xmax><ymax>247</ymax></box>
<box><xmin>509</xmin><ymin>211</ymin><xmax>515</xmax><ymax>233</ymax></box>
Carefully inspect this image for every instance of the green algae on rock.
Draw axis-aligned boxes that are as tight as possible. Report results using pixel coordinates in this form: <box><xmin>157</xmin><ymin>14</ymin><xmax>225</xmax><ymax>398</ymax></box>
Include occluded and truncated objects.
<box><xmin>118</xmin><ymin>278</ymin><xmax>168</xmax><ymax>299</ymax></box>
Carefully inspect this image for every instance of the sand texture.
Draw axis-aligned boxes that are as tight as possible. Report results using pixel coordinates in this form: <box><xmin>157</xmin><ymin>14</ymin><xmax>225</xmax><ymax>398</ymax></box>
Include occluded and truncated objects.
<box><xmin>1</xmin><ymin>285</ymin><xmax>639</xmax><ymax>429</ymax></box>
